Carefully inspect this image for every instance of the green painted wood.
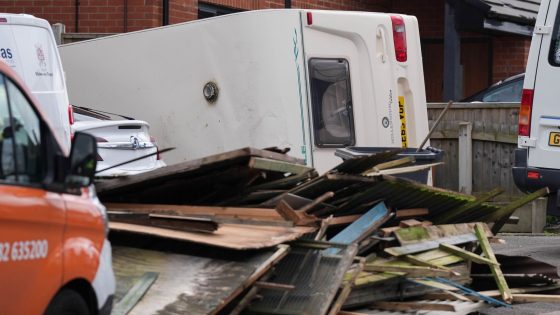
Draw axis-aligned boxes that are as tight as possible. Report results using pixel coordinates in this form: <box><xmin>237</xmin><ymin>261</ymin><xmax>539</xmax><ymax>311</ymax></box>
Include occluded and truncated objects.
<box><xmin>489</xmin><ymin>188</ymin><xmax>549</xmax><ymax>234</ymax></box>
<box><xmin>475</xmin><ymin>223</ymin><xmax>512</xmax><ymax>303</ymax></box>
<box><xmin>113</xmin><ymin>272</ymin><xmax>158</xmax><ymax>315</ymax></box>
<box><xmin>439</xmin><ymin>243</ymin><xmax>497</xmax><ymax>266</ymax></box>
<box><xmin>385</xmin><ymin>233</ymin><xmax>477</xmax><ymax>257</ymax></box>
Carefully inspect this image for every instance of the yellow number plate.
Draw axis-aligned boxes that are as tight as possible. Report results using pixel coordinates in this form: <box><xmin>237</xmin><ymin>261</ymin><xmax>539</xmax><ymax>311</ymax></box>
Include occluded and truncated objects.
<box><xmin>549</xmin><ymin>132</ymin><xmax>560</xmax><ymax>147</ymax></box>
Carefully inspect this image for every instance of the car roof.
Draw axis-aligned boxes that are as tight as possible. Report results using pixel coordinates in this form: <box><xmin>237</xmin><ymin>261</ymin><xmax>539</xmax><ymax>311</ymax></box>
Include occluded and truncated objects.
<box><xmin>0</xmin><ymin>61</ymin><xmax>68</xmax><ymax>156</ymax></box>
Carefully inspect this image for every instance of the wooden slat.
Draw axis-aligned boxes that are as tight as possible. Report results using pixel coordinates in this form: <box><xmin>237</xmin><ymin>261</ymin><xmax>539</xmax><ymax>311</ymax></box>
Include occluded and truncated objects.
<box><xmin>110</xmin><ymin>222</ymin><xmax>315</xmax><ymax>250</ymax></box>
<box><xmin>439</xmin><ymin>243</ymin><xmax>498</xmax><ymax>266</ymax></box>
<box><xmin>475</xmin><ymin>223</ymin><xmax>512</xmax><ymax>303</ymax></box>
<box><xmin>395</xmin><ymin>208</ymin><xmax>429</xmax><ymax>218</ymax></box>
<box><xmin>385</xmin><ymin>233</ymin><xmax>478</xmax><ymax>257</ymax></box>
<box><xmin>112</xmin><ymin>272</ymin><xmax>158</xmax><ymax>315</ymax></box>
<box><xmin>363</xmin><ymin>264</ymin><xmax>456</xmax><ymax>277</ymax></box>
<box><xmin>106</xmin><ymin>203</ymin><xmax>283</xmax><ymax>220</ymax></box>
<box><xmin>372</xmin><ymin>301</ymin><xmax>456</xmax><ymax>312</ymax></box>
<box><xmin>249</xmin><ymin>157</ymin><xmax>313</xmax><ymax>175</ymax></box>
<box><xmin>512</xmin><ymin>294</ymin><xmax>560</xmax><ymax>303</ymax></box>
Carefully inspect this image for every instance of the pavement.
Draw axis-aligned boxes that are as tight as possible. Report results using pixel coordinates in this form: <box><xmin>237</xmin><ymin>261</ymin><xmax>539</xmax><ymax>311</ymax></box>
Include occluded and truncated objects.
<box><xmin>479</xmin><ymin>234</ymin><xmax>560</xmax><ymax>315</ymax></box>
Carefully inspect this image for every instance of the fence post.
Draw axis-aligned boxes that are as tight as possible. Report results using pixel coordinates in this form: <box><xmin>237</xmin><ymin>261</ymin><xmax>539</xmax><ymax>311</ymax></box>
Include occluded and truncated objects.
<box><xmin>51</xmin><ymin>23</ymin><xmax>65</xmax><ymax>45</ymax></box>
<box><xmin>458</xmin><ymin>122</ymin><xmax>472</xmax><ymax>194</ymax></box>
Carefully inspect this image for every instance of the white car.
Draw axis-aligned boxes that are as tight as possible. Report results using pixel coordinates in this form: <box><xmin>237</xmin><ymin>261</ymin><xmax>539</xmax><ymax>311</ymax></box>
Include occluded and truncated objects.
<box><xmin>72</xmin><ymin>106</ymin><xmax>165</xmax><ymax>177</ymax></box>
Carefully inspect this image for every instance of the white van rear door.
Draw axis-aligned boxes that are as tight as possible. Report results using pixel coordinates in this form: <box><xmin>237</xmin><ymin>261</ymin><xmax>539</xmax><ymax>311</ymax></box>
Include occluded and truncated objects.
<box><xmin>0</xmin><ymin>19</ymin><xmax>71</xmax><ymax>153</ymax></box>
<box><xmin>527</xmin><ymin>0</ymin><xmax>560</xmax><ymax>169</ymax></box>
<box><xmin>301</xmin><ymin>11</ymin><xmax>429</xmax><ymax>172</ymax></box>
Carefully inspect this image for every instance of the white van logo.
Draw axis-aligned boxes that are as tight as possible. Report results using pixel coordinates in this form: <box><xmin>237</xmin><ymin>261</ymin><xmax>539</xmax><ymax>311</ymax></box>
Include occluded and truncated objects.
<box><xmin>36</xmin><ymin>45</ymin><xmax>47</xmax><ymax>71</ymax></box>
<box><xmin>34</xmin><ymin>44</ymin><xmax>52</xmax><ymax>77</ymax></box>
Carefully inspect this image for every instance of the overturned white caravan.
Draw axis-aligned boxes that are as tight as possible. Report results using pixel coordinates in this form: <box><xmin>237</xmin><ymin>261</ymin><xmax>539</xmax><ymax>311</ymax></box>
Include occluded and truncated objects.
<box><xmin>59</xmin><ymin>9</ymin><xmax>429</xmax><ymax>173</ymax></box>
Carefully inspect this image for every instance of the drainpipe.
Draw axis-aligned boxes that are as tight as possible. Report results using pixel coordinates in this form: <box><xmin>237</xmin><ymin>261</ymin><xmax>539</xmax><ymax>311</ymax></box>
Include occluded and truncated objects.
<box><xmin>124</xmin><ymin>0</ymin><xmax>128</xmax><ymax>32</ymax></box>
<box><xmin>163</xmin><ymin>0</ymin><xmax>170</xmax><ymax>26</ymax></box>
<box><xmin>75</xmin><ymin>0</ymin><xmax>80</xmax><ymax>32</ymax></box>
<box><xmin>285</xmin><ymin>0</ymin><xmax>291</xmax><ymax>8</ymax></box>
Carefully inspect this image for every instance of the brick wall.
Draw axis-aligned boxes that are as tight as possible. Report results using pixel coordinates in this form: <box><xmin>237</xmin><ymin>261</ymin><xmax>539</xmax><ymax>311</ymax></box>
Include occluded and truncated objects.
<box><xmin>0</xmin><ymin>0</ymin><xmax>391</xmax><ymax>32</ymax></box>
<box><xmin>389</xmin><ymin>0</ymin><xmax>444</xmax><ymax>38</ymax></box>
<box><xmin>492</xmin><ymin>36</ymin><xmax>531</xmax><ymax>82</ymax></box>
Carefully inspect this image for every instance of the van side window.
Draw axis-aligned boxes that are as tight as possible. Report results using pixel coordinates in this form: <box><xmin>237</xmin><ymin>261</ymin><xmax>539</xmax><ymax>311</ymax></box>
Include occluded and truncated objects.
<box><xmin>6</xmin><ymin>80</ymin><xmax>44</xmax><ymax>184</ymax></box>
<box><xmin>308</xmin><ymin>58</ymin><xmax>355</xmax><ymax>147</ymax></box>
<box><xmin>550</xmin><ymin>7</ymin><xmax>560</xmax><ymax>66</ymax></box>
<box><xmin>0</xmin><ymin>75</ymin><xmax>17</xmax><ymax>181</ymax></box>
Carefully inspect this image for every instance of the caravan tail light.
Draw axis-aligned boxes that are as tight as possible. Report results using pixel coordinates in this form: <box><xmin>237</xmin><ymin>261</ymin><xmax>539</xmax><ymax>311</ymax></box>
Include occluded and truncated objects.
<box><xmin>306</xmin><ymin>12</ymin><xmax>313</xmax><ymax>25</ymax></box>
<box><xmin>390</xmin><ymin>15</ymin><xmax>407</xmax><ymax>62</ymax></box>
<box><xmin>527</xmin><ymin>171</ymin><xmax>540</xmax><ymax>179</ymax></box>
<box><xmin>68</xmin><ymin>105</ymin><xmax>74</xmax><ymax>125</ymax></box>
<box><xmin>518</xmin><ymin>89</ymin><xmax>534</xmax><ymax>137</ymax></box>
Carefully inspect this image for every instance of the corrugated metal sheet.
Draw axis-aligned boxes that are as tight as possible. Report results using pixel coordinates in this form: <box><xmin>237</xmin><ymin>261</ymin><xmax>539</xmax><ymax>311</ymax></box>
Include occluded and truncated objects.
<box><xmin>346</xmin><ymin>299</ymin><xmax>490</xmax><ymax>315</ymax></box>
<box><xmin>480</xmin><ymin>0</ymin><xmax>541</xmax><ymax>23</ymax></box>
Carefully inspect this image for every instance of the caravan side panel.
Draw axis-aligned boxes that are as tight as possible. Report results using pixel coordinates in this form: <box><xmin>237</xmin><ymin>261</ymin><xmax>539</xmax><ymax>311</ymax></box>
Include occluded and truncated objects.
<box><xmin>60</xmin><ymin>11</ymin><xmax>311</xmax><ymax>164</ymax></box>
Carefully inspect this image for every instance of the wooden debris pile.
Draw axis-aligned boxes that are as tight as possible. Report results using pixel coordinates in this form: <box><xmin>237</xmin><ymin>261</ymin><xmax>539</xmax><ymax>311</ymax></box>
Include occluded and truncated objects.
<box><xmin>98</xmin><ymin>147</ymin><xmax>557</xmax><ymax>315</ymax></box>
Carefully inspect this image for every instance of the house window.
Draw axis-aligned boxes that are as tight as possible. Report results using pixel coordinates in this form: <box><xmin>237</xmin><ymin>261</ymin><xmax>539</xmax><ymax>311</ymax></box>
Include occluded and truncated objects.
<box><xmin>198</xmin><ymin>3</ymin><xmax>242</xmax><ymax>19</ymax></box>
<box><xmin>308</xmin><ymin>58</ymin><xmax>355</xmax><ymax>147</ymax></box>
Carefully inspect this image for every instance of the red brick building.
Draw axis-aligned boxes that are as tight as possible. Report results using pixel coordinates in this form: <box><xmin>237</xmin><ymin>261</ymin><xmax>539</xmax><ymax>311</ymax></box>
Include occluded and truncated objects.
<box><xmin>0</xmin><ymin>0</ymin><xmax>538</xmax><ymax>101</ymax></box>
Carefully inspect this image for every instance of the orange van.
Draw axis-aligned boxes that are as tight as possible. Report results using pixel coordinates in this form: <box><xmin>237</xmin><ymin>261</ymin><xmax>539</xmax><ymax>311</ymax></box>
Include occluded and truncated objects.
<box><xmin>0</xmin><ymin>61</ymin><xmax>115</xmax><ymax>314</ymax></box>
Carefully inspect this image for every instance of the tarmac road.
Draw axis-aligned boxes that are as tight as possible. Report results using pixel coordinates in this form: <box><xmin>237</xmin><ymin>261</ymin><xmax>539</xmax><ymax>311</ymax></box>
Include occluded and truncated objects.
<box><xmin>493</xmin><ymin>234</ymin><xmax>560</xmax><ymax>270</ymax></box>
<box><xmin>480</xmin><ymin>234</ymin><xmax>560</xmax><ymax>315</ymax></box>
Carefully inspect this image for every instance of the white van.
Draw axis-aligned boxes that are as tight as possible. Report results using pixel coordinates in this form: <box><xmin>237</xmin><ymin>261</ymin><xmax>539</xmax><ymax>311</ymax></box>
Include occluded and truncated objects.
<box><xmin>60</xmin><ymin>10</ymin><xmax>430</xmax><ymax>173</ymax></box>
<box><xmin>0</xmin><ymin>13</ymin><xmax>71</xmax><ymax>154</ymax></box>
<box><xmin>514</xmin><ymin>0</ymin><xmax>560</xmax><ymax>214</ymax></box>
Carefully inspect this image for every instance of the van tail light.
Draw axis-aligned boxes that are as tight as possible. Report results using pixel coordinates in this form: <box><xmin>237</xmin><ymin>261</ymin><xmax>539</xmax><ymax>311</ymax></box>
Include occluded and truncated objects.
<box><xmin>150</xmin><ymin>136</ymin><xmax>161</xmax><ymax>160</ymax></box>
<box><xmin>518</xmin><ymin>89</ymin><xmax>534</xmax><ymax>137</ymax></box>
<box><xmin>527</xmin><ymin>171</ymin><xmax>540</xmax><ymax>179</ymax></box>
<box><xmin>68</xmin><ymin>105</ymin><xmax>74</xmax><ymax>125</ymax></box>
<box><xmin>391</xmin><ymin>15</ymin><xmax>407</xmax><ymax>62</ymax></box>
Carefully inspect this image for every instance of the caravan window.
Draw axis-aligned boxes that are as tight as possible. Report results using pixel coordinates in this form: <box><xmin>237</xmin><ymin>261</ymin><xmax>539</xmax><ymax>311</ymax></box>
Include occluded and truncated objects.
<box><xmin>308</xmin><ymin>58</ymin><xmax>355</xmax><ymax>147</ymax></box>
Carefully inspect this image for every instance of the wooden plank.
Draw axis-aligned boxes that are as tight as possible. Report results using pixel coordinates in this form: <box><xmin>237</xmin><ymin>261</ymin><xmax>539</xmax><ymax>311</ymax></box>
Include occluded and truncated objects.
<box><xmin>254</xmin><ymin>281</ymin><xmax>295</xmax><ymax>291</ymax></box>
<box><xmin>414</xmin><ymin>249</ymin><xmax>465</xmax><ymax>266</ymax></box>
<box><xmin>395</xmin><ymin>208</ymin><xmax>429</xmax><ymax>218</ymax></box>
<box><xmin>372</xmin><ymin>301</ymin><xmax>456</xmax><ymax>312</ymax></box>
<box><xmin>106</xmin><ymin>203</ymin><xmax>283</xmax><ymax>221</ymax></box>
<box><xmin>275</xmin><ymin>200</ymin><xmax>318</xmax><ymax>226</ymax></box>
<box><xmin>366</xmin><ymin>162</ymin><xmax>443</xmax><ymax>176</ymax></box>
<box><xmin>365</xmin><ymin>156</ymin><xmax>415</xmax><ymax>172</ymax></box>
<box><xmin>404</xmin><ymin>255</ymin><xmax>461</xmax><ymax>276</ymax></box>
<box><xmin>475</xmin><ymin>223</ymin><xmax>512</xmax><ymax>304</ymax></box>
<box><xmin>328</xmin><ymin>257</ymin><xmax>365</xmax><ymax>315</ymax></box>
<box><xmin>109</xmin><ymin>212</ymin><xmax>220</xmax><ymax>233</ymax></box>
<box><xmin>512</xmin><ymin>294</ymin><xmax>560</xmax><ymax>303</ymax></box>
<box><xmin>458</xmin><ymin>122</ymin><xmax>473</xmax><ymax>194</ymax></box>
<box><xmin>478</xmin><ymin>284</ymin><xmax>560</xmax><ymax>298</ymax></box>
<box><xmin>249</xmin><ymin>157</ymin><xmax>313</xmax><ymax>175</ymax></box>
<box><xmin>385</xmin><ymin>233</ymin><xmax>478</xmax><ymax>256</ymax></box>
<box><xmin>422</xmin><ymin>291</ymin><xmax>472</xmax><ymax>302</ymax></box>
<box><xmin>328</xmin><ymin>215</ymin><xmax>362</xmax><ymax>226</ymax></box>
<box><xmin>399</xmin><ymin>219</ymin><xmax>423</xmax><ymax>228</ymax></box>
<box><xmin>112</xmin><ymin>272</ymin><xmax>158</xmax><ymax>315</ymax></box>
<box><xmin>439</xmin><ymin>243</ymin><xmax>498</xmax><ymax>266</ymax></box>
<box><xmin>363</xmin><ymin>264</ymin><xmax>457</xmax><ymax>277</ymax></box>
<box><xmin>110</xmin><ymin>222</ymin><xmax>315</xmax><ymax>250</ymax></box>
<box><xmin>489</xmin><ymin>188</ymin><xmax>549</xmax><ymax>234</ymax></box>
<box><xmin>394</xmin><ymin>223</ymin><xmax>493</xmax><ymax>245</ymax></box>
<box><xmin>96</xmin><ymin>147</ymin><xmax>305</xmax><ymax>193</ymax></box>
<box><xmin>327</xmin><ymin>202</ymin><xmax>390</xmax><ymax>252</ymax></box>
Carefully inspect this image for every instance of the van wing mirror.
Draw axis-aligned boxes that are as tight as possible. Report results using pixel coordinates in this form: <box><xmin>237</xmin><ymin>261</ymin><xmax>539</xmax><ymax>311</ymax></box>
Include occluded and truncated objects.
<box><xmin>66</xmin><ymin>132</ymin><xmax>98</xmax><ymax>188</ymax></box>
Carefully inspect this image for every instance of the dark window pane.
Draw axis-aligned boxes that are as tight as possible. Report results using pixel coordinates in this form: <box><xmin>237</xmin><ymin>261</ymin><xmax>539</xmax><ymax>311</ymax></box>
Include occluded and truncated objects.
<box><xmin>309</xmin><ymin>58</ymin><xmax>355</xmax><ymax>147</ymax></box>
<box><xmin>6</xmin><ymin>79</ymin><xmax>43</xmax><ymax>184</ymax></box>
<box><xmin>550</xmin><ymin>2</ymin><xmax>560</xmax><ymax>66</ymax></box>
<box><xmin>0</xmin><ymin>75</ymin><xmax>16</xmax><ymax>181</ymax></box>
<box><xmin>482</xmin><ymin>79</ymin><xmax>523</xmax><ymax>102</ymax></box>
